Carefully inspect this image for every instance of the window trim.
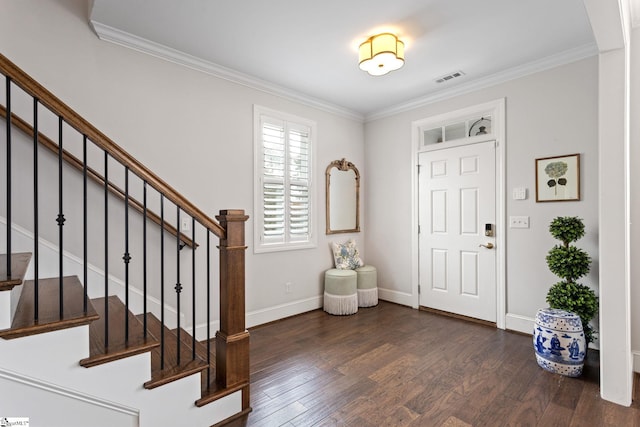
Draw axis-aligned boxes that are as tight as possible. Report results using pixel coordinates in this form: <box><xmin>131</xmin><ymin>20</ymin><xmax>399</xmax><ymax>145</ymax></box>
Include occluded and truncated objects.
<box><xmin>253</xmin><ymin>105</ymin><xmax>317</xmax><ymax>253</ymax></box>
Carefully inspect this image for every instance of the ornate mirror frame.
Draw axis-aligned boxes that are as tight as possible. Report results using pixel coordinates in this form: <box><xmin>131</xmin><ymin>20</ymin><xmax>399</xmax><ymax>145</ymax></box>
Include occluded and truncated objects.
<box><xmin>325</xmin><ymin>158</ymin><xmax>360</xmax><ymax>234</ymax></box>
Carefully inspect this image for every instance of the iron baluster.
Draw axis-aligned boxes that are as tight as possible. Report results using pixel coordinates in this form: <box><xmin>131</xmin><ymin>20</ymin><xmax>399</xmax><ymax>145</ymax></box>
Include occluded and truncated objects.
<box><xmin>143</xmin><ymin>182</ymin><xmax>148</xmax><ymax>338</ymax></box>
<box><xmin>57</xmin><ymin>116</ymin><xmax>64</xmax><ymax>318</ymax></box>
<box><xmin>192</xmin><ymin>217</ymin><xmax>196</xmax><ymax>361</ymax></box>
<box><xmin>83</xmin><ymin>135</ymin><xmax>88</xmax><ymax>314</ymax></box>
<box><xmin>5</xmin><ymin>77</ymin><xmax>10</xmax><ymax>279</ymax></box>
<box><xmin>160</xmin><ymin>194</ymin><xmax>165</xmax><ymax>370</ymax></box>
<box><xmin>206</xmin><ymin>230</ymin><xmax>211</xmax><ymax>389</ymax></box>
<box><xmin>104</xmin><ymin>152</ymin><xmax>109</xmax><ymax>347</ymax></box>
<box><xmin>175</xmin><ymin>207</ymin><xmax>182</xmax><ymax>366</ymax></box>
<box><xmin>123</xmin><ymin>167</ymin><xmax>130</xmax><ymax>342</ymax></box>
<box><xmin>33</xmin><ymin>98</ymin><xmax>39</xmax><ymax>320</ymax></box>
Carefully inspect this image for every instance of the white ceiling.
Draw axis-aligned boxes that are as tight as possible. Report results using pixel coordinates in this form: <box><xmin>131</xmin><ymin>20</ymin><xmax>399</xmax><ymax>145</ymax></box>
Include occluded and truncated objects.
<box><xmin>89</xmin><ymin>0</ymin><xmax>596</xmax><ymax>120</ymax></box>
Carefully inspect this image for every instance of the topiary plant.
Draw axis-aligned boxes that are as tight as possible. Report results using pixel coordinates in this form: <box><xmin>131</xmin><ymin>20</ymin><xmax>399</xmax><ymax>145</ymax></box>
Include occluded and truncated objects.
<box><xmin>545</xmin><ymin>216</ymin><xmax>598</xmax><ymax>343</ymax></box>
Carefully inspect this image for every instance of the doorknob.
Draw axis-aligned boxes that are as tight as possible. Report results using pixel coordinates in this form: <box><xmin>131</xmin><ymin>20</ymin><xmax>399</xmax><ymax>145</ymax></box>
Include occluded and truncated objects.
<box><xmin>479</xmin><ymin>243</ymin><xmax>494</xmax><ymax>249</ymax></box>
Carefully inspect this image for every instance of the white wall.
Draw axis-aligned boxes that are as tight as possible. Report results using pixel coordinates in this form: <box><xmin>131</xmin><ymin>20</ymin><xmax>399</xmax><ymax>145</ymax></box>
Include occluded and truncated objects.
<box><xmin>364</xmin><ymin>57</ymin><xmax>599</xmax><ymax>335</ymax></box>
<box><xmin>0</xmin><ymin>0</ymin><xmax>365</xmax><ymax>326</ymax></box>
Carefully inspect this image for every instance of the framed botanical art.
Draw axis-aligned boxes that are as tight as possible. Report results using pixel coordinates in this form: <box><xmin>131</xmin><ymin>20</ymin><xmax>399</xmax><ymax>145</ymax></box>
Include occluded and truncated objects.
<box><xmin>535</xmin><ymin>153</ymin><xmax>580</xmax><ymax>202</ymax></box>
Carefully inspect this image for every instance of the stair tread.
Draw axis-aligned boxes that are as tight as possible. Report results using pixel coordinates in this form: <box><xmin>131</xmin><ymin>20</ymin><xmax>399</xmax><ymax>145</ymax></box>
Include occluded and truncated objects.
<box><xmin>137</xmin><ymin>313</ymin><xmax>208</xmax><ymax>389</ymax></box>
<box><xmin>0</xmin><ymin>253</ymin><xmax>32</xmax><ymax>291</ymax></box>
<box><xmin>79</xmin><ymin>296</ymin><xmax>159</xmax><ymax>368</ymax></box>
<box><xmin>0</xmin><ymin>276</ymin><xmax>99</xmax><ymax>339</ymax></box>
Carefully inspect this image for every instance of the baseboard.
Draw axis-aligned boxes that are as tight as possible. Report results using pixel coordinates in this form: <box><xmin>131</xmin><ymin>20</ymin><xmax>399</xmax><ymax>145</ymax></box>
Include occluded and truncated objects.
<box><xmin>505</xmin><ymin>313</ymin><xmax>534</xmax><ymax>335</ymax></box>
<box><xmin>196</xmin><ymin>289</ymin><xmax>415</xmax><ymax>338</ymax></box>
<box><xmin>193</xmin><ymin>295</ymin><xmax>325</xmax><ymax>339</ymax></box>
<box><xmin>245</xmin><ymin>296</ymin><xmax>323</xmax><ymax>329</ymax></box>
<box><xmin>378</xmin><ymin>287</ymin><xmax>414</xmax><ymax>307</ymax></box>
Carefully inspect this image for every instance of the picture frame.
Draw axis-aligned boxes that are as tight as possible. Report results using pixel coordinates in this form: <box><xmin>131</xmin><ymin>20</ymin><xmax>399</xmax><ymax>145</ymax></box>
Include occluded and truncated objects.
<box><xmin>535</xmin><ymin>153</ymin><xmax>580</xmax><ymax>202</ymax></box>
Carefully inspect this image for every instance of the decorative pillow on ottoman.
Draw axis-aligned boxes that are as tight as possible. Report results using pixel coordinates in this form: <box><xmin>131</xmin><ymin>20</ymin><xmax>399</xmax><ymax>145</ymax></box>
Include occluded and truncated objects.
<box><xmin>332</xmin><ymin>239</ymin><xmax>364</xmax><ymax>270</ymax></box>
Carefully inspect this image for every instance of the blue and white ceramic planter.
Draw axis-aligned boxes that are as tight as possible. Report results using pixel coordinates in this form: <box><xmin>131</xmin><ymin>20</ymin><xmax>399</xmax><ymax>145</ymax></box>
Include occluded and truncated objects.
<box><xmin>533</xmin><ymin>308</ymin><xmax>586</xmax><ymax>377</ymax></box>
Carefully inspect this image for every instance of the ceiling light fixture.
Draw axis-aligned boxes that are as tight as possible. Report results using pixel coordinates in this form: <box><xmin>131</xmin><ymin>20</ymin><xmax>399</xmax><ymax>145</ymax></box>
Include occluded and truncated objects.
<box><xmin>358</xmin><ymin>33</ymin><xmax>404</xmax><ymax>76</ymax></box>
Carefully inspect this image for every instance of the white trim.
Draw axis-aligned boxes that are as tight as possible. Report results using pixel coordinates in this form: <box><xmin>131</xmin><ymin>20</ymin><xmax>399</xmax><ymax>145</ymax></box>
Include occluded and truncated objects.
<box><xmin>367</xmin><ymin>44</ymin><xmax>597</xmax><ymax>122</ymax></box>
<box><xmin>253</xmin><ymin>105</ymin><xmax>318</xmax><ymax>254</ymax></box>
<box><xmin>0</xmin><ymin>367</ymin><xmax>139</xmax><ymax>417</ymax></box>
<box><xmin>89</xmin><ymin>20</ymin><xmax>597</xmax><ymax>124</ymax></box>
<box><xmin>197</xmin><ymin>288</ymin><xmax>411</xmax><ymax>335</ymax></box>
<box><xmin>495</xmin><ymin>100</ymin><xmax>507</xmax><ymax>330</ymax></box>
<box><xmin>411</xmin><ymin>99</ymin><xmax>506</xmax><ymax>329</ymax></box>
<box><xmin>505</xmin><ymin>313</ymin><xmax>535</xmax><ymax>335</ymax></box>
<box><xmin>585</xmin><ymin>0</ymin><xmax>633</xmax><ymax>406</ymax></box>
<box><xmin>89</xmin><ymin>21</ymin><xmax>363</xmax><ymax>122</ymax></box>
<box><xmin>378</xmin><ymin>287</ymin><xmax>414</xmax><ymax>307</ymax></box>
<box><xmin>194</xmin><ymin>319</ymin><xmax>220</xmax><ymax>342</ymax></box>
<box><xmin>410</xmin><ymin>120</ymin><xmax>421</xmax><ymax>310</ymax></box>
<box><xmin>245</xmin><ymin>296</ymin><xmax>322</xmax><ymax>329</ymax></box>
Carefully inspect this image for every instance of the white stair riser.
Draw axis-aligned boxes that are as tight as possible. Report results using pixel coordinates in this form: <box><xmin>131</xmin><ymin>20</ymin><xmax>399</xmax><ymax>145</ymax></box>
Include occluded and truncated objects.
<box><xmin>0</xmin><ymin>325</ymin><xmax>241</xmax><ymax>426</ymax></box>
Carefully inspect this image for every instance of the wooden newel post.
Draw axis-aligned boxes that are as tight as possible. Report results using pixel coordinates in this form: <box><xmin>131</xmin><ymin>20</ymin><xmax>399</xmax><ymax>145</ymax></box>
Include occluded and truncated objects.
<box><xmin>216</xmin><ymin>209</ymin><xmax>250</xmax><ymax>408</ymax></box>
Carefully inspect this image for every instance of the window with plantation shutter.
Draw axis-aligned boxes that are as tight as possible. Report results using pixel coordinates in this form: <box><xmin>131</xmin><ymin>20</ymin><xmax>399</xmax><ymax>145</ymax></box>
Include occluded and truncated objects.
<box><xmin>254</xmin><ymin>106</ymin><xmax>316</xmax><ymax>252</ymax></box>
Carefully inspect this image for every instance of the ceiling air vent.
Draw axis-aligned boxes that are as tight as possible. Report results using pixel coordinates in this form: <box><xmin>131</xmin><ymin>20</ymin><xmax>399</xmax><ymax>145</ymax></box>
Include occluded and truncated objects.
<box><xmin>435</xmin><ymin>70</ymin><xmax>465</xmax><ymax>84</ymax></box>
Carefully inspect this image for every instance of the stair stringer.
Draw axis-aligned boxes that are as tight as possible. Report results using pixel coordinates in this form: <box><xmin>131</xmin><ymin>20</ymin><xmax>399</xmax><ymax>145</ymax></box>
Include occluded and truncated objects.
<box><xmin>0</xmin><ymin>325</ymin><xmax>242</xmax><ymax>426</ymax></box>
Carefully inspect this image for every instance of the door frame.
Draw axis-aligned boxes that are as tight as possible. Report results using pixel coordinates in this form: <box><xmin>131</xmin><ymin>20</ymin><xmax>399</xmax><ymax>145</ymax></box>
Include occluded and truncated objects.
<box><xmin>411</xmin><ymin>98</ymin><xmax>506</xmax><ymax>329</ymax></box>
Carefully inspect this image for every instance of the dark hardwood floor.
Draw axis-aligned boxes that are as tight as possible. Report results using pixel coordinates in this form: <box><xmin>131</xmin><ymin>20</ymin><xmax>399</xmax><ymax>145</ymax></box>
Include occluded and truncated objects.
<box><xmin>224</xmin><ymin>301</ymin><xmax>639</xmax><ymax>427</ymax></box>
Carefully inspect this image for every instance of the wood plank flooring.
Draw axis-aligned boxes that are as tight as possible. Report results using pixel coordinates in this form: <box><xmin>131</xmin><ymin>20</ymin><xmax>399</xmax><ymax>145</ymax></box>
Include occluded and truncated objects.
<box><xmin>224</xmin><ymin>301</ymin><xmax>639</xmax><ymax>427</ymax></box>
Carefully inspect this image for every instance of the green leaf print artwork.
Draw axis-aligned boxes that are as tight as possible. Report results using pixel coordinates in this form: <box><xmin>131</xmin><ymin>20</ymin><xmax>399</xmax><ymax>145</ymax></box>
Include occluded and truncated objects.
<box><xmin>544</xmin><ymin>161</ymin><xmax>568</xmax><ymax>195</ymax></box>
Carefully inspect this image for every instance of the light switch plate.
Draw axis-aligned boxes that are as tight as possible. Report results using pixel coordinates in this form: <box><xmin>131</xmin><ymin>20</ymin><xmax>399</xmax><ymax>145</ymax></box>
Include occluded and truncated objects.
<box><xmin>509</xmin><ymin>216</ymin><xmax>529</xmax><ymax>228</ymax></box>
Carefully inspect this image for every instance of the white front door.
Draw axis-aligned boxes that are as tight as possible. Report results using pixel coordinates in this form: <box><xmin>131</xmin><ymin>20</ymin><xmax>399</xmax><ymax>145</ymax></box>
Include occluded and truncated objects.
<box><xmin>418</xmin><ymin>140</ymin><xmax>497</xmax><ymax>322</ymax></box>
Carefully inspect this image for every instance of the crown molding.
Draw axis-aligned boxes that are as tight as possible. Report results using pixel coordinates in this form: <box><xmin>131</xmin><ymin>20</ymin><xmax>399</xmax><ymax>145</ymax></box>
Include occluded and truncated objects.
<box><xmin>90</xmin><ymin>20</ymin><xmax>597</xmax><ymax>126</ymax></box>
<box><xmin>89</xmin><ymin>20</ymin><xmax>364</xmax><ymax>122</ymax></box>
<box><xmin>365</xmin><ymin>42</ymin><xmax>599</xmax><ymax>122</ymax></box>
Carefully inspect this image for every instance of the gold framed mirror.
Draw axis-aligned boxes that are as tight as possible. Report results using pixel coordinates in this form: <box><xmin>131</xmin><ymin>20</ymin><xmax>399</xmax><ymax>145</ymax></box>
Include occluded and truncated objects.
<box><xmin>326</xmin><ymin>158</ymin><xmax>360</xmax><ymax>234</ymax></box>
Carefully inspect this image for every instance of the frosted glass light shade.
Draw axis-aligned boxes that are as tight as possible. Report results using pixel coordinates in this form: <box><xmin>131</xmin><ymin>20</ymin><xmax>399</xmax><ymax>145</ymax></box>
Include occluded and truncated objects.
<box><xmin>358</xmin><ymin>33</ymin><xmax>404</xmax><ymax>76</ymax></box>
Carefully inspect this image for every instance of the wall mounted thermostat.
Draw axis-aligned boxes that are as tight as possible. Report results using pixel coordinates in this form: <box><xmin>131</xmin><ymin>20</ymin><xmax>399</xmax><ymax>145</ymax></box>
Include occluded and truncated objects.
<box><xmin>512</xmin><ymin>187</ymin><xmax>527</xmax><ymax>200</ymax></box>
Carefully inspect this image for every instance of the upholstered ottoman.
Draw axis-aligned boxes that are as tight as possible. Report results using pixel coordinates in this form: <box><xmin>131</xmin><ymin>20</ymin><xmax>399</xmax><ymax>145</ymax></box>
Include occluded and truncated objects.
<box><xmin>323</xmin><ymin>269</ymin><xmax>358</xmax><ymax>315</ymax></box>
<box><xmin>355</xmin><ymin>265</ymin><xmax>378</xmax><ymax>307</ymax></box>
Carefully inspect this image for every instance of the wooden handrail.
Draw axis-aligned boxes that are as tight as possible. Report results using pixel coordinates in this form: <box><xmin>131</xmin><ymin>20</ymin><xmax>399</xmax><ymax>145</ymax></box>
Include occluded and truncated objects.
<box><xmin>0</xmin><ymin>53</ymin><xmax>225</xmax><ymax>239</ymax></box>
<box><xmin>0</xmin><ymin>105</ymin><xmax>196</xmax><ymax>248</ymax></box>
<box><xmin>1</xmin><ymin>53</ymin><xmax>250</xmax><ymax>411</ymax></box>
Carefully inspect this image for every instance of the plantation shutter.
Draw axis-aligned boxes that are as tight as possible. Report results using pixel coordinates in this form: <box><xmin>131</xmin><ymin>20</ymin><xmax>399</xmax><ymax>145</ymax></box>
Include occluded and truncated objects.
<box><xmin>260</xmin><ymin>116</ymin><xmax>312</xmax><ymax>245</ymax></box>
<box><xmin>288</xmin><ymin>124</ymin><xmax>310</xmax><ymax>241</ymax></box>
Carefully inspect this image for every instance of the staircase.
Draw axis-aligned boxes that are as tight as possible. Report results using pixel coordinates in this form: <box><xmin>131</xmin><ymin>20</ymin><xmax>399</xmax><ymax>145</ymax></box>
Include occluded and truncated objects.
<box><xmin>0</xmin><ymin>53</ymin><xmax>250</xmax><ymax>426</ymax></box>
